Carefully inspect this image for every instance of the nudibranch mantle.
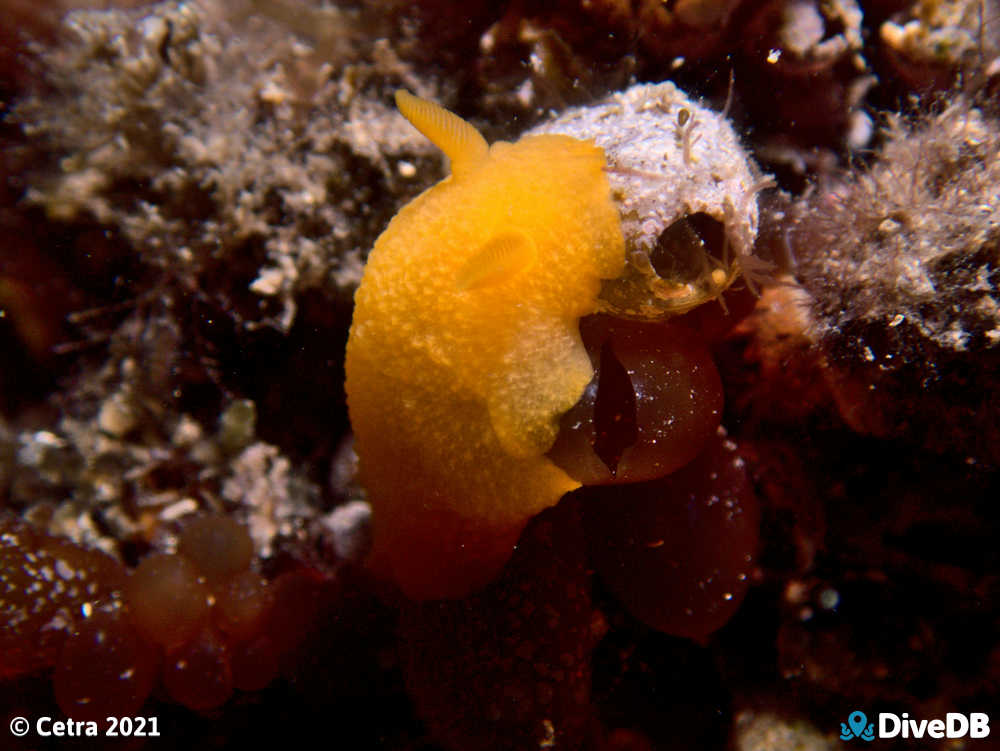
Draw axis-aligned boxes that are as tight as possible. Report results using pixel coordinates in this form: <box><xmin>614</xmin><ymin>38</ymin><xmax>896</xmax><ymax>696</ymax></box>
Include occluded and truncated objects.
<box><xmin>345</xmin><ymin>91</ymin><xmax>624</xmax><ymax>600</ymax></box>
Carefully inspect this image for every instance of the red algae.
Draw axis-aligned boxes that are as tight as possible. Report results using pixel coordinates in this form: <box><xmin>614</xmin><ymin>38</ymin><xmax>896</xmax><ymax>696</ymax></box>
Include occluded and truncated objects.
<box><xmin>1</xmin><ymin>510</ymin><xmax>336</xmax><ymax>719</ymax></box>
<box><xmin>213</xmin><ymin>569</ymin><xmax>274</xmax><ymax>643</ymax></box>
<box><xmin>0</xmin><ymin>514</ymin><xmax>126</xmax><ymax>679</ymax></box>
<box><xmin>53</xmin><ymin>607</ymin><xmax>158</xmax><ymax>721</ymax></box>
<box><xmin>163</xmin><ymin>627</ymin><xmax>234</xmax><ymax>711</ymax></box>
<box><xmin>126</xmin><ymin>553</ymin><xmax>210</xmax><ymax>650</ymax></box>
<box><xmin>549</xmin><ymin>314</ymin><xmax>723</xmax><ymax>485</ymax></box>
<box><xmin>580</xmin><ymin>430</ymin><xmax>760</xmax><ymax>640</ymax></box>
<box><xmin>399</xmin><ymin>498</ymin><xmax>603</xmax><ymax>750</ymax></box>
<box><xmin>177</xmin><ymin>514</ymin><xmax>255</xmax><ymax>585</ymax></box>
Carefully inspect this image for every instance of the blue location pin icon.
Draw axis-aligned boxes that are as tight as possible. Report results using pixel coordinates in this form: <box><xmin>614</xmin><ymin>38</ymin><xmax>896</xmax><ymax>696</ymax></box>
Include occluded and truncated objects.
<box><xmin>848</xmin><ymin>711</ymin><xmax>868</xmax><ymax>739</ymax></box>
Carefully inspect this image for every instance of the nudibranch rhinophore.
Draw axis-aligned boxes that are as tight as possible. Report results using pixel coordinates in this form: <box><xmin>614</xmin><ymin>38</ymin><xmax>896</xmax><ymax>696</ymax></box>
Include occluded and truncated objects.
<box><xmin>346</xmin><ymin>85</ymin><xmax>766</xmax><ymax>600</ymax></box>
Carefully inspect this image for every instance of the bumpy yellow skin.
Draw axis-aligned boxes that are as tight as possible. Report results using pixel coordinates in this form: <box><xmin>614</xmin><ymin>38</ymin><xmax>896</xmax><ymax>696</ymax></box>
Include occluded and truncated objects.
<box><xmin>345</xmin><ymin>92</ymin><xmax>624</xmax><ymax>599</ymax></box>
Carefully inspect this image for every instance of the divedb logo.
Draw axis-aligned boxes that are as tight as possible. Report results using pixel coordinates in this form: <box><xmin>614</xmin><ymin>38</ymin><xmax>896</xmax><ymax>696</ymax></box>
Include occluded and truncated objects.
<box><xmin>840</xmin><ymin>710</ymin><xmax>991</xmax><ymax>741</ymax></box>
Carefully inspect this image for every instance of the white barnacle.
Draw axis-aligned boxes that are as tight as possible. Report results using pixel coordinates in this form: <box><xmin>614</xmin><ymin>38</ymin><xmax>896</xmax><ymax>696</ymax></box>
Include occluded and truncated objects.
<box><xmin>528</xmin><ymin>81</ymin><xmax>770</xmax><ymax>318</ymax></box>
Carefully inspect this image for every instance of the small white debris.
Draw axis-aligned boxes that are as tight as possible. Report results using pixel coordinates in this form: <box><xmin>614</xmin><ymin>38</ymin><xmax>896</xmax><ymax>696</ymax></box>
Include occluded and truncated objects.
<box><xmin>320</xmin><ymin>500</ymin><xmax>372</xmax><ymax>561</ymax></box>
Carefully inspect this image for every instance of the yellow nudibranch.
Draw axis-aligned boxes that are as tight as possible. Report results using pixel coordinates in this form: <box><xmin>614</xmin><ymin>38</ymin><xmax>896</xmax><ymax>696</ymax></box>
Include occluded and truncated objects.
<box><xmin>345</xmin><ymin>91</ymin><xmax>625</xmax><ymax>599</ymax></box>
